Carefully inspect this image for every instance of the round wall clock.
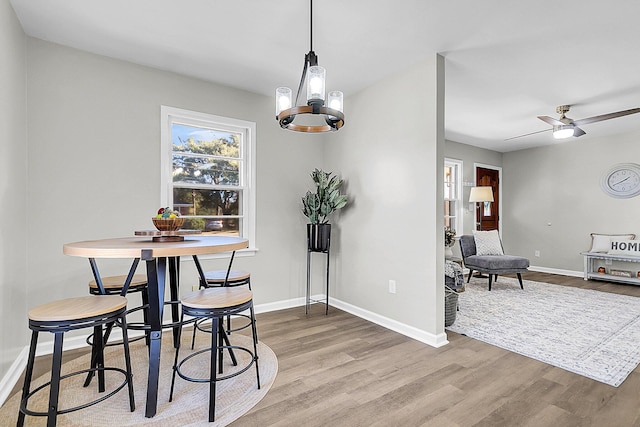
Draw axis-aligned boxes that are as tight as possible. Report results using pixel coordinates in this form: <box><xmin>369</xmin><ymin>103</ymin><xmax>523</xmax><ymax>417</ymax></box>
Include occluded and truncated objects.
<box><xmin>600</xmin><ymin>163</ymin><xmax>640</xmax><ymax>198</ymax></box>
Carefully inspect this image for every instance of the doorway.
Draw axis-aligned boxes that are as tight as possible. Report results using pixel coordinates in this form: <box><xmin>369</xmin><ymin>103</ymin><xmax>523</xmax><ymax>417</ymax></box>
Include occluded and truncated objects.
<box><xmin>475</xmin><ymin>165</ymin><xmax>500</xmax><ymax>231</ymax></box>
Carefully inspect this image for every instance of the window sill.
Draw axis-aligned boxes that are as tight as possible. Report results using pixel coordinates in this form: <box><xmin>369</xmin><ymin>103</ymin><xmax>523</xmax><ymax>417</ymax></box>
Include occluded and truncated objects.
<box><xmin>179</xmin><ymin>247</ymin><xmax>258</xmax><ymax>262</ymax></box>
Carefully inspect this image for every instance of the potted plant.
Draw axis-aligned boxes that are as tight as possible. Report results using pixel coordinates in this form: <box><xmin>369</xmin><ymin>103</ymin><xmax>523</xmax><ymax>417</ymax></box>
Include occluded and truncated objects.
<box><xmin>445</xmin><ymin>227</ymin><xmax>456</xmax><ymax>258</ymax></box>
<box><xmin>302</xmin><ymin>168</ymin><xmax>348</xmax><ymax>252</ymax></box>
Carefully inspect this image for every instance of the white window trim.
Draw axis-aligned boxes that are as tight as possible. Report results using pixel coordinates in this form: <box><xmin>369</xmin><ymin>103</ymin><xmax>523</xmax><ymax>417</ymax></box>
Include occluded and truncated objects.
<box><xmin>445</xmin><ymin>157</ymin><xmax>464</xmax><ymax>234</ymax></box>
<box><xmin>160</xmin><ymin>106</ymin><xmax>257</xmax><ymax>256</ymax></box>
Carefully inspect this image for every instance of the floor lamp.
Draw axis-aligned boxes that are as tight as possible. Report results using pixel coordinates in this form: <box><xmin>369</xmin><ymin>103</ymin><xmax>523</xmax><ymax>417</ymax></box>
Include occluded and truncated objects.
<box><xmin>469</xmin><ymin>186</ymin><xmax>494</xmax><ymax>230</ymax></box>
<box><xmin>469</xmin><ymin>186</ymin><xmax>494</xmax><ymax>278</ymax></box>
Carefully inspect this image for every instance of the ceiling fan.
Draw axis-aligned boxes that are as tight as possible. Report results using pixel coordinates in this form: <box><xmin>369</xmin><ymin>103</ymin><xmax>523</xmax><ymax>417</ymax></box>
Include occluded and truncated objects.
<box><xmin>506</xmin><ymin>105</ymin><xmax>640</xmax><ymax>141</ymax></box>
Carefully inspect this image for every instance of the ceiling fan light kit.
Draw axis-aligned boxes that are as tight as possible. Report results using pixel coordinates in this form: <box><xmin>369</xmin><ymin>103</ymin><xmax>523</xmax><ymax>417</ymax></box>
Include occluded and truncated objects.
<box><xmin>552</xmin><ymin>124</ymin><xmax>575</xmax><ymax>139</ymax></box>
<box><xmin>275</xmin><ymin>0</ymin><xmax>344</xmax><ymax>133</ymax></box>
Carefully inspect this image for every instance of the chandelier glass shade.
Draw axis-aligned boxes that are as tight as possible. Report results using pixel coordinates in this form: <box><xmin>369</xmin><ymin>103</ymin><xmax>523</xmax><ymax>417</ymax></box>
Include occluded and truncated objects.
<box><xmin>275</xmin><ymin>0</ymin><xmax>344</xmax><ymax>133</ymax></box>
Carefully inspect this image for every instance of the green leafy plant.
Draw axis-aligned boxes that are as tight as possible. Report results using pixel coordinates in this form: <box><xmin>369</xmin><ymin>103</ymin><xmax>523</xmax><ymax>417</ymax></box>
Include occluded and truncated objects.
<box><xmin>302</xmin><ymin>168</ymin><xmax>348</xmax><ymax>224</ymax></box>
<box><xmin>445</xmin><ymin>227</ymin><xmax>457</xmax><ymax>247</ymax></box>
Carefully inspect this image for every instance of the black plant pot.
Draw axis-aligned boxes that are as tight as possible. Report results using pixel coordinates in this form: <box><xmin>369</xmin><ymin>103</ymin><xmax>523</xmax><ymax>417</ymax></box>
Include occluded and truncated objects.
<box><xmin>307</xmin><ymin>223</ymin><xmax>331</xmax><ymax>252</ymax></box>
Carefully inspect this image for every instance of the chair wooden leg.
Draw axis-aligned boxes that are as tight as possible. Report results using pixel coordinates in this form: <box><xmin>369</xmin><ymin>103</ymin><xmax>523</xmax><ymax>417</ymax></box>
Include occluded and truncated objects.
<box><xmin>466</xmin><ymin>270</ymin><xmax>473</xmax><ymax>283</ymax></box>
<box><xmin>488</xmin><ymin>274</ymin><xmax>493</xmax><ymax>291</ymax></box>
<box><xmin>517</xmin><ymin>273</ymin><xmax>524</xmax><ymax>289</ymax></box>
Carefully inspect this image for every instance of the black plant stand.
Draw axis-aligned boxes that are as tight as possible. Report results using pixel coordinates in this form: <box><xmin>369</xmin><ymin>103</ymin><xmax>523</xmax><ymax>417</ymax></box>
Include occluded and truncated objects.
<box><xmin>306</xmin><ymin>224</ymin><xmax>331</xmax><ymax>315</ymax></box>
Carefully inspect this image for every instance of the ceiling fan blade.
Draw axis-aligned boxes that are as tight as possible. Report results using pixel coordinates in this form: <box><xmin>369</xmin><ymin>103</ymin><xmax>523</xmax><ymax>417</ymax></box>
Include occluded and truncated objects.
<box><xmin>572</xmin><ymin>107</ymin><xmax>640</xmax><ymax>126</ymax></box>
<box><xmin>504</xmin><ymin>128</ymin><xmax>551</xmax><ymax>141</ymax></box>
<box><xmin>537</xmin><ymin>115</ymin><xmax>565</xmax><ymax>126</ymax></box>
<box><xmin>573</xmin><ymin>126</ymin><xmax>586</xmax><ymax>137</ymax></box>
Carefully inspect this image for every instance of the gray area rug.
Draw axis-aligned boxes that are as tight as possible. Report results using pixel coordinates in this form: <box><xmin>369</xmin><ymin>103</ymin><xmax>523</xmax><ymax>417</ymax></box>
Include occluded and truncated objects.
<box><xmin>1</xmin><ymin>332</ymin><xmax>277</xmax><ymax>426</ymax></box>
<box><xmin>447</xmin><ymin>276</ymin><xmax>640</xmax><ymax>387</ymax></box>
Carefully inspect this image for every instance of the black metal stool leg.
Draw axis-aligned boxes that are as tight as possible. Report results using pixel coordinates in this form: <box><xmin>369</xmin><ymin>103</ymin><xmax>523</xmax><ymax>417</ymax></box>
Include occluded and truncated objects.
<box><xmin>250</xmin><ymin>305</ymin><xmax>261</xmax><ymax>389</ymax></box>
<box><xmin>17</xmin><ymin>331</ymin><xmax>38</xmax><ymax>427</ymax></box>
<box><xmin>209</xmin><ymin>316</ymin><xmax>219</xmax><ymax>422</ymax></box>
<box><xmin>220</xmin><ymin>323</ymin><xmax>237</xmax><ymax>368</ymax></box>
<box><xmin>169</xmin><ymin>313</ymin><xmax>185</xmax><ymax>402</ymax></box>
<box><xmin>142</xmin><ymin>288</ymin><xmax>150</xmax><ymax>346</ymax></box>
<box><xmin>95</xmin><ymin>324</ymin><xmax>106</xmax><ymax>392</ymax></box>
<box><xmin>119</xmin><ymin>313</ymin><xmax>136</xmax><ymax>412</ymax></box>
<box><xmin>47</xmin><ymin>332</ymin><xmax>64</xmax><ymax>426</ymax></box>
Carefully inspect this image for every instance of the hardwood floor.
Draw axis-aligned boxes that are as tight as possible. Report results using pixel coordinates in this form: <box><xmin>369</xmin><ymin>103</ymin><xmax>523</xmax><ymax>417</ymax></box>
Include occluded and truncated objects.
<box><xmin>7</xmin><ymin>271</ymin><xmax>640</xmax><ymax>426</ymax></box>
<box><xmin>234</xmin><ymin>272</ymin><xmax>640</xmax><ymax>427</ymax></box>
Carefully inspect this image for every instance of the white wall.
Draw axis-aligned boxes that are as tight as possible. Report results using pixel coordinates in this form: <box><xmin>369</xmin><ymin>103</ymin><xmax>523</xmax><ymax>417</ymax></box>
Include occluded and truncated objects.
<box><xmin>502</xmin><ymin>131</ymin><xmax>640</xmax><ymax>272</ymax></box>
<box><xmin>325</xmin><ymin>55</ymin><xmax>447</xmax><ymax>344</ymax></box>
<box><xmin>0</xmin><ymin>0</ymin><xmax>28</xmax><ymax>379</ymax></box>
<box><xmin>23</xmin><ymin>38</ymin><xmax>322</xmax><ymax>332</ymax></box>
<box><xmin>4</xmin><ymin>32</ymin><xmax>451</xmax><ymax>391</ymax></box>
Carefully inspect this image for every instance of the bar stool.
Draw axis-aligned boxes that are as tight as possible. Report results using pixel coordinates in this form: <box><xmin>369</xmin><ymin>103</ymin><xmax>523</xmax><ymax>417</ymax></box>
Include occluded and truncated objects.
<box><xmin>88</xmin><ymin>274</ymin><xmax>149</xmax><ymax>296</ymax></box>
<box><xmin>170</xmin><ymin>287</ymin><xmax>260</xmax><ymax>422</ymax></box>
<box><xmin>18</xmin><ymin>295</ymin><xmax>135</xmax><ymax>427</ymax></box>
<box><xmin>191</xmin><ymin>269</ymin><xmax>252</xmax><ymax>346</ymax></box>
<box><xmin>87</xmin><ymin>274</ymin><xmax>149</xmax><ymax>342</ymax></box>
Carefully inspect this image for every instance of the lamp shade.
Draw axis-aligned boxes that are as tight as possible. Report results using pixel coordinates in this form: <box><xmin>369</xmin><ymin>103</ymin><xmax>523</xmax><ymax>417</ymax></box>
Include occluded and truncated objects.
<box><xmin>275</xmin><ymin>87</ymin><xmax>292</xmax><ymax>116</ymax></box>
<box><xmin>327</xmin><ymin>91</ymin><xmax>343</xmax><ymax>112</ymax></box>
<box><xmin>469</xmin><ymin>186</ymin><xmax>494</xmax><ymax>203</ymax></box>
<box><xmin>307</xmin><ymin>65</ymin><xmax>326</xmax><ymax>102</ymax></box>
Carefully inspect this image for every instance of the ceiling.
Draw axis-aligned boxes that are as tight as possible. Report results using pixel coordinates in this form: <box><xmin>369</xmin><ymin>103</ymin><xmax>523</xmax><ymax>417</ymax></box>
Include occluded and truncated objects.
<box><xmin>10</xmin><ymin>0</ymin><xmax>640</xmax><ymax>153</ymax></box>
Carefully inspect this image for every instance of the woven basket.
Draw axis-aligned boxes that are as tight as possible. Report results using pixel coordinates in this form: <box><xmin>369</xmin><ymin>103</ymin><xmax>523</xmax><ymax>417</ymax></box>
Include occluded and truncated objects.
<box><xmin>152</xmin><ymin>217</ymin><xmax>184</xmax><ymax>231</ymax></box>
<box><xmin>445</xmin><ymin>285</ymin><xmax>458</xmax><ymax>327</ymax></box>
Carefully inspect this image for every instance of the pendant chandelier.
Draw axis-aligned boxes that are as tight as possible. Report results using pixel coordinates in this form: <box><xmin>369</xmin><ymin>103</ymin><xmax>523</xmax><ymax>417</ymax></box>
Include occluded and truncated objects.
<box><xmin>275</xmin><ymin>0</ymin><xmax>344</xmax><ymax>133</ymax></box>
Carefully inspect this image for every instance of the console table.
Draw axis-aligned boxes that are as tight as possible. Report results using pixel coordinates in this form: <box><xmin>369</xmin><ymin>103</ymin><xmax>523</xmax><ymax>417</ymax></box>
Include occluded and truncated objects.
<box><xmin>582</xmin><ymin>252</ymin><xmax>640</xmax><ymax>285</ymax></box>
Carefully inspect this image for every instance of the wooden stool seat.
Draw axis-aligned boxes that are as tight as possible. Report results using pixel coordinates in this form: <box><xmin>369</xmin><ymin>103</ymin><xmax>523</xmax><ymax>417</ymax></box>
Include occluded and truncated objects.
<box><xmin>28</xmin><ymin>295</ymin><xmax>127</xmax><ymax>322</ymax></box>
<box><xmin>204</xmin><ymin>270</ymin><xmax>251</xmax><ymax>286</ymax></box>
<box><xmin>88</xmin><ymin>274</ymin><xmax>147</xmax><ymax>291</ymax></box>
<box><xmin>182</xmin><ymin>287</ymin><xmax>253</xmax><ymax>310</ymax></box>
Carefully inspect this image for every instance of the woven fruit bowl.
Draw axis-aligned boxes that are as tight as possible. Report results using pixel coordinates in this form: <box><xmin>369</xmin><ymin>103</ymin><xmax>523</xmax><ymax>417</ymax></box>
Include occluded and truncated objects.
<box><xmin>152</xmin><ymin>217</ymin><xmax>184</xmax><ymax>231</ymax></box>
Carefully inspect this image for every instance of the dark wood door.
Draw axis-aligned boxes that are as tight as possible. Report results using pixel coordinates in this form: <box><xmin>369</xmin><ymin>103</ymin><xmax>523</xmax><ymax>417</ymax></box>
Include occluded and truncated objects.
<box><xmin>475</xmin><ymin>167</ymin><xmax>499</xmax><ymax>231</ymax></box>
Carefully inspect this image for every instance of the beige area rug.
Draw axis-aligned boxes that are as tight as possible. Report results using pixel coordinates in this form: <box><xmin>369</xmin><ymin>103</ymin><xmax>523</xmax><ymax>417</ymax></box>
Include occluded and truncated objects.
<box><xmin>447</xmin><ymin>276</ymin><xmax>640</xmax><ymax>386</ymax></box>
<box><xmin>1</xmin><ymin>332</ymin><xmax>277</xmax><ymax>426</ymax></box>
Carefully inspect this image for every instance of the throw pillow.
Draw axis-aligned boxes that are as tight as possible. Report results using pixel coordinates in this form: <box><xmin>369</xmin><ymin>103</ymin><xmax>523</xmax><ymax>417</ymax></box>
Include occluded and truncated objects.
<box><xmin>589</xmin><ymin>233</ymin><xmax>635</xmax><ymax>253</ymax></box>
<box><xmin>608</xmin><ymin>240</ymin><xmax>640</xmax><ymax>256</ymax></box>
<box><xmin>473</xmin><ymin>230</ymin><xmax>504</xmax><ymax>256</ymax></box>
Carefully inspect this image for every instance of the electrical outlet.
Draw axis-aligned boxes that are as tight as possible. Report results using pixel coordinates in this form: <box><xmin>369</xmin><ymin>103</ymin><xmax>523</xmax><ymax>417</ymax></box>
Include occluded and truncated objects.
<box><xmin>535</xmin><ymin>250</ymin><xmax>540</xmax><ymax>257</ymax></box>
<box><xmin>388</xmin><ymin>280</ymin><xmax>396</xmax><ymax>294</ymax></box>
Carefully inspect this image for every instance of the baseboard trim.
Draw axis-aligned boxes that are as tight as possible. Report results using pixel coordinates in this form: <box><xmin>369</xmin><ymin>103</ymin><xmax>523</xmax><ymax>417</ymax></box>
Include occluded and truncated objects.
<box><xmin>255</xmin><ymin>295</ymin><xmax>448</xmax><ymax>347</ymax></box>
<box><xmin>254</xmin><ymin>296</ymin><xmax>307</xmax><ymax>314</ymax></box>
<box><xmin>0</xmin><ymin>347</ymin><xmax>29</xmax><ymax>407</ymax></box>
<box><xmin>529</xmin><ymin>265</ymin><xmax>583</xmax><ymax>278</ymax></box>
<box><xmin>329</xmin><ymin>297</ymin><xmax>449</xmax><ymax>348</ymax></box>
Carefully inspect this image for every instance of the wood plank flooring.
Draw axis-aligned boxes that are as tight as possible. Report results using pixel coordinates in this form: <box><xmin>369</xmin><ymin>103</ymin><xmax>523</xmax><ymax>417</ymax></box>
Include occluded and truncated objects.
<box><xmin>7</xmin><ymin>271</ymin><xmax>640</xmax><ymax>426</ymax></box>
<box><xmin>234</xmin><ymin>272</ymin><xmax>640</xmax><ymax>426</ymax></box>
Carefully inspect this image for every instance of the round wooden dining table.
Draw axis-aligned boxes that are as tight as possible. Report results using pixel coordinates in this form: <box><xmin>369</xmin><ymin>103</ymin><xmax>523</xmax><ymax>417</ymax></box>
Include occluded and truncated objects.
<box><xmin>63</xmin><ymin>235</ymin><xmax>249</xmax><ymax>418</ymax></box>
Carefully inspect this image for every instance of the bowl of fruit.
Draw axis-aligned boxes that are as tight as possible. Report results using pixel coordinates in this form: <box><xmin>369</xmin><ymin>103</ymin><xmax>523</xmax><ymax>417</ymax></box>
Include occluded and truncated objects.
<box><xmin>152</xmin><ymin>207</ymin><xmax>184</xmax><ymax>231</ymax></box>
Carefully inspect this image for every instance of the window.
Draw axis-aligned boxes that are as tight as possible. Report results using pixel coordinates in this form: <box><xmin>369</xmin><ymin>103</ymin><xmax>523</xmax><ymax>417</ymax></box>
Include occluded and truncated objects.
<box><xmin>444</xmin><ymin>158</ymin><xmax>463</xmax><ymax>233</ymax></box>
<box><xmin>161</xmin><ymin>106</ymin><xmax>255</xmax><ymax>249</ymax></box>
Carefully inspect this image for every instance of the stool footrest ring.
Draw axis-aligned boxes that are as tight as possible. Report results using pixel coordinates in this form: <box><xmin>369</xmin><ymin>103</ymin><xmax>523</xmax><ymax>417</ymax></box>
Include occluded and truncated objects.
<box><xmin>174</xmin><ymin>345</ymin><xmax>257</xmax><ymax>383</ymax></box>
<box><xmin>20</xmin><ymin>367</ymin><xmax>131</xmax><ymax>417</ymax></box>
